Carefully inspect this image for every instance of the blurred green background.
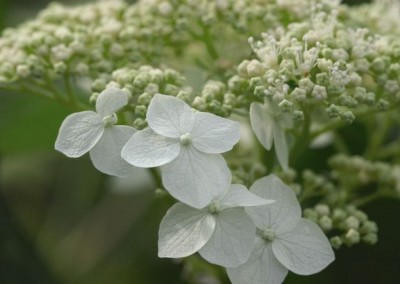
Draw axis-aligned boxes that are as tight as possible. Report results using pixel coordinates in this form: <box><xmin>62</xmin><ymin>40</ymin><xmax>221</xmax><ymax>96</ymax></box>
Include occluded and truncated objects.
<box><xmin>0</xmin><ymin>0</ymin><xmax>399</xmax><ymax>284</ymax></box>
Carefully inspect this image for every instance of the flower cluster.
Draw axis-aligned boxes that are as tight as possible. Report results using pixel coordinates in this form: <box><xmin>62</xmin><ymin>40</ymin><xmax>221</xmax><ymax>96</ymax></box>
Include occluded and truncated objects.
<box><xmin>54</xmin><ymin>90</ymin><xmax>334</xmax><ymax>283</ymax></box>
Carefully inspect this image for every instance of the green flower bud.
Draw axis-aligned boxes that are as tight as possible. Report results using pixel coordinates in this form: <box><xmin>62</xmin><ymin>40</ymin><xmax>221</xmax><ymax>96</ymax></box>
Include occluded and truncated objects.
<box><xmin>293</xmin><ymin>110</ymin><xmax>304</xmax><ymax>122</ymax></box>
<box><xmin>376</xmin><ymin>99</ymin><xmax>389</xmax><ymax>110</ymax></box>
<box><xmin>330</xmin><ymin>236</ymin><xmax>342</xmax><ymax>249</ymax></box>
<box><xmin>92</xmin><ymin>79</ymin><xmax>107</xmax><ymax>92</ymax></box>
<box><xmin>353</xmin><ymin>210</ymin><xmax>368</xmax><ymax>222</ymax></box>
<box><xmin>254</xmin><ymin>86</ymin><xmax>266</xmax><ymax>99</ymax></box>
<box><xmin>290</xmin><ymin>87</ymin><xmax>307</xmax><ymax>102</ymax></box>
<box><xmin>298</xmin><ymin>77</ymin><xmax>315</xmax><ymax>94</ymax></box>
<box><xmin>192</xmin><ymin>96</ymin><xmax>207</xmax><ymax>111</ymax></box>
<box><xmin>144</xmin><ymin>83</ymin><xmax>160</xmax><ymax>95</ymax></box>
<box><xmin>303</xmin><ymin>208</ymin><xmax>318</xmax><ymax>222</ymax></box>
<box><xmin>340</xmin><ymin>111</ymin><xmax>355</xmax><ymax>124</ymax></box>
<box><xmin>164</xmin><ymin>84</ymin><xmax>180</xmax><ymax>96</ymax></box>
<box><xmin>360</xmin><ymin>221</ymin><xmax>378</xmax><ymax>234</ymax></box>
<box><xmin>319</xmin><ymin>215</ymin><xmax>333</xmax><ymax>231</ymax></box>
<box><xmin>138</xmin><ymin>92</ymin><xmax>153</xmax><ymax>105</ymax></box>
<box><xmin>54</xmin><ymin>61</ymin><xmax>67</xmax><ymax>74</ymax></box>
<box><xmin>224</xmin><ymin>93</ymin><xmax>237</xmax><ymax>107</ymax></box>
<box><xmin>89</xmin><ymin>92</ymin><xmax>99</xmax><ymax>105</ymax></box>
<box><xmin>176</xmin><ymin>90</ymin><xmax>192</xmax><ymax>104</ymax></box>
<box><xmin>315</xmin><ymin>204</ymin><xmax>330</xmax><ymax>216</ymax></box>
<box><xmin>278</xmin><ymin>99</ymin><xmax>293</xmax><ymax>112</ymax></box>
<box><xmin>344</xmin><ymin>228</ymin><xmax>360</xmax><ymax>246</ymax></box>
<box><xmin>344</xmin><ymin>216</ymin><xmax>360</xmax><ymax>230</ymax></box>
<box><xmin>237</xmin><ymin>60</ymin><xmax>250</xmax><ymax>77</ymax></box>
<box><xmin>362</xmin><ymin>233</ymin><xmax>378</xmax><ymax>245</ymax></box>
<box><xmin>16</xmin><ymin>64</ymin><xmax>31</xmax><ymax>78</ymax></box>
<box><xmin>247</xmin><ymin>59</ymin><xmax>264</xmax><ymax>77</ymax></box>
<box><xmin>332</xmin><ymin>208</ymin><xmax>347</xmax><ymax>222</ymax></box>
<box><xmin>133</xmin><ymin>73</ymin><xmax>150</xmax><ymax>89</ymax></box>
<box><xmin>133</xmin><ymin>117</ymin><xmax>147</xmax><ymax>130</ymax></box>
<box><xmin>134</xmin><ymin>105</ymin><xmax>147</xmax><ymax>118</ymax></box>
<box><xmin>316</xmin><ymin>73</ymin><xmax>330</xmax><ymax>86</ymax></box>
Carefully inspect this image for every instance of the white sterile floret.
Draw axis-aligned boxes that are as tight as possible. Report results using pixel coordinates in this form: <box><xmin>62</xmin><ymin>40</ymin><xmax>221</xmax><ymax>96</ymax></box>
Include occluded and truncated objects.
<box><xmin>122</xmin><ymin>94</ymin><xmax>240</xmax><ymax>208</ymax></box>
<box><xmin>250</xmin><ymin>98</ymin><xmax>291</xmax><ymax>170</ymax></box>
<box><xmin>55</xmin><ymin>88</ymin><xmax>136</xmax><ymax>177</ymax></box>
<box><xmin>158</xmin><ymin>183</ymin><xmax>274</xmax><ymax>267</ymax></box>
<box><xmin>227</xmin><ymin>175</ymin><xmax>335</xmax><ymax>284</ymax></box>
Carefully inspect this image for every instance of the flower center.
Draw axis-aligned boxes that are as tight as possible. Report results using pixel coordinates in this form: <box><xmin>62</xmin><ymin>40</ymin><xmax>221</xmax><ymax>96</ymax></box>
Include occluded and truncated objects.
<box><xmin>180</xmin><ymin>133</ymin><xmax>192</xmax><ymax>145</ymax></box>
<box><xmin>262</xmin><ymin>228</ymin><xmax>275</xmax><ymax>242</ymax></box>
<box><xmin>208</xmin><ymin>201</ymin><xmax>221</xmax><ymax>215</ymax></box>
<box><xmin>103</xmin><ymin>114</ymin><xmax>117</xmax><ymax>127</ymax></box>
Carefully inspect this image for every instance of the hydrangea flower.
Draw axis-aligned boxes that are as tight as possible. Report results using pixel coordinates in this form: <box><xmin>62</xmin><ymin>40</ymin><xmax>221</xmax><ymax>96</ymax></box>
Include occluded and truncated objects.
<box><xmin>122</xmin><ymin>94</ymin><xmax>240</xmax><ymax>208</ymax></box>
<box><xmin>55</xmin><ymin>88</ymin><xmax>136</xmax><ymax>177</ymax></box>
<box><xmin>158</xmin><ymin>183</ymin><xmax>274</xmax><ymax>267</ymax></box>
<box><xmin>227</xmin><ymin>174</ymin><xmax>335</xmax><ymax>284</ymax></box>
<box><xmin>250</xmin><ymin>98</ymin><xmax>291</xmax><ymax>170</ymax></box>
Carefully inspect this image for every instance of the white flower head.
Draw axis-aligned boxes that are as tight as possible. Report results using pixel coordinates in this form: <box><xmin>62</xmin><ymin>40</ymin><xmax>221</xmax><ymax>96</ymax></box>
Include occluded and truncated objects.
<box><xmin>227</xmin><ymin>174</ymin><xmax>335</xmax><ymax>284</ymax></box>
<box><xmin>55</xmin><ymin>87</ymin><xmax>136</xmax><ymax>177</ymax></box>
<box><xmin>158</xmin><ymin>183</ymin><xmax>274</xmax><ymax>267</ymax></box>
<box><xmin>250</xmin><ymin>98</ymin><xmax>291</xmax><ymax>170</ymax></box>
<box><xmin>122</xmin><ymin>94</ymin><xmax>241</xmax><ymax>208</ymax></box>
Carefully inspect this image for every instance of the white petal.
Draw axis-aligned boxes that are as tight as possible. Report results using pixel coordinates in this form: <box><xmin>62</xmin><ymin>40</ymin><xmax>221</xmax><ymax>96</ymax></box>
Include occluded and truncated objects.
<box><xmin>89</xmin><ymin>125</ymin><xmax>136</xmax><ymax>177</ymax></box>
<box><xmin>121</xmin><ymin>128</ymin><xmax>180</xmax><ymax>168</ymax></box>
<box><xmin>191</xmin><ymin>112</ymin><xmax>240</xmax><ymax>154</ymax></box>
<box><xmin>273</xmin><ymin>124</ymin><xmax>289</xmax><ymax>171</ymax></box>
<box><xmin>199</xmin><ymin>209</ymin><xmax>256</xmax><ymax>267</ymax></box>
<box><xmin>220</xmin><ymin>184</ymin><xmax>274</xmax><ymax>209</ymax></box>
<box><xmin>55</xmin><ymin>111</ymin><xmax>104</xmax><ymax>158</ymax></box>
<box><xmin>161</xmin><ymin>147</ymin><xmax>231</xmax><ymax>209</ymax></box>
<box><xmin>246</xmin><ymin>175</ymin><xmax>301</xmax><ymax>233</ymax></box>
<box><xmin>227</xmin><ymin>235</ymin><xmax>288</xmax><ymax>284</ymax></box>
<box><xmin>147</xmin><ymin>94</ymin><xmax>194</xmax><ymax>138</ymax></box>
<box><xmin>158</xmin><ymin>202</ymin><xmax>216</xmax><ymax>258</ymax></box>
<box><xmin>272</xmin><ymin>218</ymin><xmax>335</xmax><ymax>275</ymax></box>
<box><xmin>96</xmin><ymin>87</ymin><xmax>129</xmax><ymax>117</ymax></box>
<box><xmin>250</xmin><ymin>102</ymin><xmax>273</xmax><ymax>150</ymax></box>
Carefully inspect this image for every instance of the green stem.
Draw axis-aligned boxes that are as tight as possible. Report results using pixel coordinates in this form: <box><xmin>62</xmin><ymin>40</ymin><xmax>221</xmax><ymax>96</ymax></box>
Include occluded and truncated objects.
<box><xmin>352</xmin><ymin>190</ymin><xmax>399</xmax><ymax>207</ymax></box>
<box><xmin>149</xmin><ymin>168</ymin><xmax>163</xmax><ymax>189</ymax></box>
<box><xmin>290</xmin><ymin>107</ymin><xmax>311</xmax><ymax>165</ymax></box>
<box><xmin>64</xmin><ymin>74</ymin><xmax>77</xmax><ymax>106</ymax></box>
<box><xmin>201</xmin><ymin>24</ymin><xmax>219</xmax><ymax>60</ymax></box>
<box><xmin>364</xmin><ymin>115</ymin><xmax>391</xmax><ymax>160</ymax></box>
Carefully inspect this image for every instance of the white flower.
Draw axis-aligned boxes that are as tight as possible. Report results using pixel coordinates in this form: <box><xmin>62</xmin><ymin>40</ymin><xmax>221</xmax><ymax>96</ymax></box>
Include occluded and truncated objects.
<box><xmin>55</xmin><ymin>88</ymin><xmax>136</xmax><ymax>177</ymax></box>
<box><xmin>250</xmin><ymin>98</ymin><xmax>291</xmax><ymax>170</ymax></box>
<box><xmin>121</xmin><ymin>94</ymin><xmax>240</xmax><ymax>208</ymax></box>
<box><xmin>227</xmin><ymin>175</ymin><xmax>335</xmax><ymax>284</ymax></box>
<box><xmin>158</xmin><ymin>183</ymin><xmax>274</xmax><ymax>267</ymax></box>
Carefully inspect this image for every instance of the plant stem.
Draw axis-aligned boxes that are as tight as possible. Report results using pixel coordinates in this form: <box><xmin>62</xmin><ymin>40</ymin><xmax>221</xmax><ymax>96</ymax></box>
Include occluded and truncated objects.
<box><xmin>352</xmin><ymin>190</ymin><xmax>399</xmax><ymax>207</ymax></box>
<box><xmin>149</xmin><ymin>168</ymin><xmax>163</xmax><ymax>189</ymax></box>
<box><xmin>290</xmin><ymin>106</ymin><xmax>311</xmax><ymax>165</ymax></box>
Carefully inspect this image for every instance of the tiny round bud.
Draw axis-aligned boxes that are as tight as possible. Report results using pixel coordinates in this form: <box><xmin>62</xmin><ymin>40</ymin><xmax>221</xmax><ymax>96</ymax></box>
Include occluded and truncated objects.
<box><xmin>319</xmin><ymin>215</ymin><xmax>333</xmax><ymax>231</ymax></box>
<box><xmin>330</xmin><ymin>236</ymin><xmax>342</xmax><ymax>249</ymax></box>
<box><xmin>133</xmin><ymin>118</ymin><xmax>147</xmax><ymax>129</ymax></box>
<box><xmin>344</xmin><ymin>216</ymin><xmax>360</xmax><ymax>230</ymax></box>
<box><xmin>315</xmin><ymin>204</ymin><xmax>330</xmax><ymax>216</ymax></box>
<box><xmin>344</xmin><ymin>228</ymin><xmax>360</xmax><ymax>246</ymax></box>
<box><xmin>362</xmin><ymin>233</ymin><xmax>378</xmax><ymax>245</ymax></box>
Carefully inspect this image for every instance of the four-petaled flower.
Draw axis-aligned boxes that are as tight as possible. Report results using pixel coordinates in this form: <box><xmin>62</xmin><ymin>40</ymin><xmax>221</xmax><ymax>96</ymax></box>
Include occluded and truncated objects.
<box><xmin>227</xmin><ymin>174</ymin><xmax>335</xmax><ymax>284</ymax></box>
<box><xmin>250</xmin><ymin>98</ymin><xmax>291</xmax><ymax>170</ymax></box>
<box><xmin>122</xmin><ymin>94</ymin><xmax>240</xmax><ymax>208</ymax></box>
<box><xmin>55</xmin><ymin>87</ymin><xmax>136</xmax><ymax>177</ymax></box>
<box><xmin>158</xmin><ymin>183</ymin><xmax>274</xmax><ymax>267</ymax></box>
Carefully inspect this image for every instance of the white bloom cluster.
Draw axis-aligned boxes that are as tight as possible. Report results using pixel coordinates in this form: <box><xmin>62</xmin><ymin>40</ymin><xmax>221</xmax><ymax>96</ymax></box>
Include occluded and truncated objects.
<box><xmin>54</xmin><ymin>90</ymin><xmax>334</xmax><ymax>283</ymax></box>
<box><xmin>5</xmin><ymin>0</ymin><xmax>400</xmax><ymax>282</ymax></box>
